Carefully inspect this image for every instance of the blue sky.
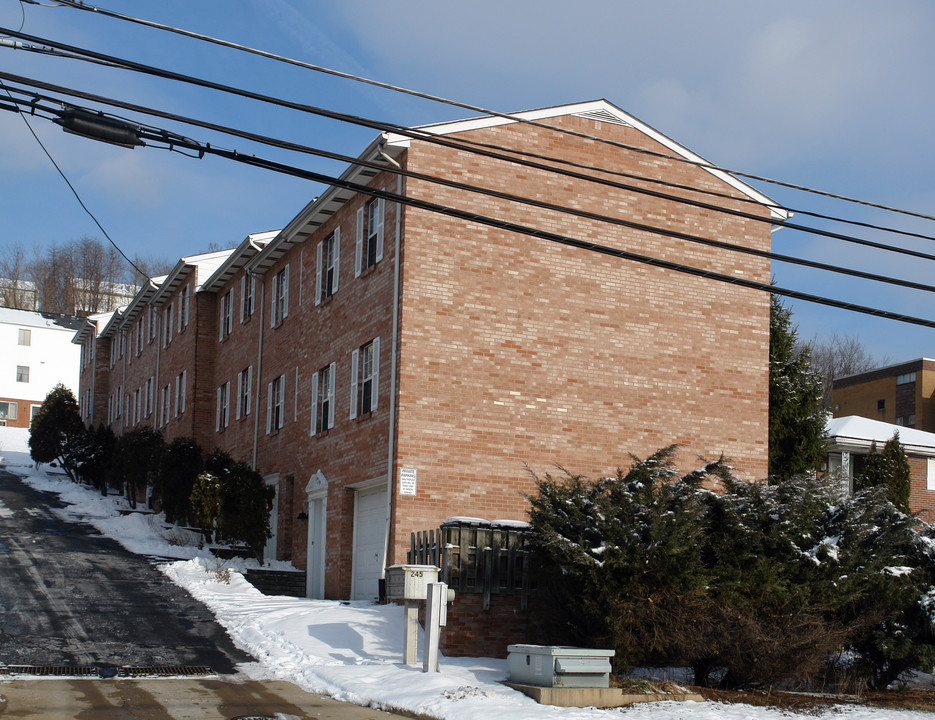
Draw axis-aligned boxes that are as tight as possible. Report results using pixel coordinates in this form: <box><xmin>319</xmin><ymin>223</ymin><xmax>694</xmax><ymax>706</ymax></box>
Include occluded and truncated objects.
<box><xmin>1</xmin><ymin>1</ymin><xmax>934</xmax><ymax>364</ymax></box>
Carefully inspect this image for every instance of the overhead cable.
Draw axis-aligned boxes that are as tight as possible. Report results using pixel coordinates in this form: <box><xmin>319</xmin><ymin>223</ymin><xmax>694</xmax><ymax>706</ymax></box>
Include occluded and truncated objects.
<box><xmin>28</xmin><ymin>1</ymin><xmax>935</xmax><ymax>225</ymax></box>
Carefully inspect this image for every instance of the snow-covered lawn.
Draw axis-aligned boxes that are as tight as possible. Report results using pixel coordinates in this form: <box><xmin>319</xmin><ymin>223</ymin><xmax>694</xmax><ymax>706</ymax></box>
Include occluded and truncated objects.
<box><xmin>1</xmin><ymin>426</ymin><xmax>933</xmax><ymax>719</ymax></box>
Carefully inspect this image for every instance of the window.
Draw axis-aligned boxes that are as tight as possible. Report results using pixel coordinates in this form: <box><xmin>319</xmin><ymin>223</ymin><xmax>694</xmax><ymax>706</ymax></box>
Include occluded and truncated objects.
<box><xmin>15</xmin><ymin>365</ymin><xmax>29</xmax><ymax>383</ymax></box>
<box><xmin>311</xmin><ymin>362</ymin><xmax>336</xmax><ymax>434</ymax></box>
<box><xmin>30</xmin><ymin>404</ymin><xmax>41</xmax><ymax>422</ymax></box>
<box><xmin>161</xmin><ymin>385</ymin><xmax>171</xmax><ymax>427</ymax></box>
<box><xmin>164</xmin><ymin>303</ymin><xmax>174</xmax><ymax>347</ymax></box>
<box><xmin>267</xmin><ymin>374</ymin><xmax>285</xmax><ymax>433</ymax></box>
<box><xmin>350</xmin><ymin>337</ymin><xmax>380</xmax><ymax>418</ymax></box>
<box><xmin>356</xmin><ymin>197</ymin><xmax>384</xmax><ymax>276</ymax></box>
<box><xmin>271</xmin><ymin>266</ymin><xmax>289</xmax><ymax>326</ymax></box>
<box><xmin>216</xmin><ymin>381</ymin><xmax>230</xmax><ymax>431</ymax></box>
<box><xmin>133</xmin><ymin>388</ymin><xmax>141</xmax><ymax>424</ymax></box>
<box><xmin>179</xmin><ymin>285</ymin><xmax>190</xmax><ymax>330</ymax></box>
<box><xmin>237</xmin><ymin>366</ymin><xmax>253</xmax><ymax>419</ymax></box>
<box><xmin>137</xmin><ymin>317</ymin><xmax>144</xmax><ymax>355</ymax></box>
<box><xmin>175</xmin><ymin>371</ymin><xmax>187</xmax><ymax>416</ymax></box>
<box><xmin>17</xmin><ymin>328</ymin><xmax>30</xmax><ymax>346</ymax></box>
<box><xmin>897</xmin><ymin>372</ymin><xmax>917</xmax><ymax>385</ymax></box>
<box><xmin>877</xmin><ymin>399</ymin><xmax>886</xmax><ymax>411</ymax></box>
<box><xmin>316</xmin><ymin>230</ymin><xmax>340</xmax><ymax>305</ymax></box>
<box><xmin>241</xmin><ymin>274</ymin><xmax>255</xmax><ymax>322</ymax></box>
<box><xmin>0</xmin><ymin>401</ymin><xmax>17</xmax><ymax>421</ymax></box>
<box><xmin>897</xmin><ymin>414</ymin><xmax>916</xmax><ymax>427</ymax></box>
<box><xmin>220</xmin><ymin>290</ymin><xmax>233</xmax><ymax>340</ymax></box>
<box><xmin>148</xmin><ymin>306</ymin><xmax>156</xmax><ymax>342</ymax></box>
<box><xmin>145</xmin><ymin>377</ymin><xmax>153</xmax><ymax>417</ymax></box>
<box><xmin>929</xmin><ymin>458</ymin><xmax>935</xmax><ymax>491</ymax></box>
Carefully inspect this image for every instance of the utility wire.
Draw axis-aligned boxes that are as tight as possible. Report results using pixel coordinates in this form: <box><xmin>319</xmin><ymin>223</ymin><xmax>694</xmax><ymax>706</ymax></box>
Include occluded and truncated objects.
<box><xmin>2</xmin><ymin>40</ymin><xmax>935</xmax><ymax>266</ymax></box>
<box><xmin>0</xmin><ymin>77</ymin><xmax>150</xmax><ymax>281</ymax></box>
<box><xmin>3</xmin><ymin>89</ymin><xmax>933</xmax><ymax>330</ymax></box>
<box><xmin>7</xmin><ymin>29</ymin><xmax>935</xmax><ymax>251</ymax></box>
<box><xmin>30</xmin><ymin>0</ymin><xmax>935</xmax><ymax>225</ymax></box>
<box><xmin>4</xmin><ymin>76</ymin><xmax>935</xmax><ymax>296</ymax></box>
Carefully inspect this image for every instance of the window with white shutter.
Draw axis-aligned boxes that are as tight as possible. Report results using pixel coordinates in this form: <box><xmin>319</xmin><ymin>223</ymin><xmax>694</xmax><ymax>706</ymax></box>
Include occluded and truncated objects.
<box><xmin>355</xmin><ymin>197</ymin><xmax>384</xmax><ymax>276</ymax></box>
<box><xmin>351</xmin><ymin>337</ymin><xmax>380</xmax><ymax>418</ymax></box>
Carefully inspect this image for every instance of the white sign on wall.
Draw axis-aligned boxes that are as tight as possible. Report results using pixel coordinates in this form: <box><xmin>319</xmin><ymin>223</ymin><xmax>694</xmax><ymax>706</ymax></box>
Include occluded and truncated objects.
<box><xmin>399</xmin><ymin>467</ymin><xmax>417</xmax><ymax>496</ymax></box>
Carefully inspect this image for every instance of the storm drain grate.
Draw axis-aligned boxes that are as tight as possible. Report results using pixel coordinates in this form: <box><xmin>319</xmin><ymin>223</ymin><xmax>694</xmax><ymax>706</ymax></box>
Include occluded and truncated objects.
<box><xmin>0</xmin><ymin>665</ymin><xmax>214</xmax><ymax>678</ymax></box>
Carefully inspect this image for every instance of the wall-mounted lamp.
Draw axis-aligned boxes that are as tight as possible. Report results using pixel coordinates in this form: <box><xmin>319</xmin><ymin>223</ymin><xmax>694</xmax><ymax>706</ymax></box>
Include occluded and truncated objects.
<box><xmin>297</xmin><ymin>512</ymin><xmax>309</xmax><ymax>522</ymax></box>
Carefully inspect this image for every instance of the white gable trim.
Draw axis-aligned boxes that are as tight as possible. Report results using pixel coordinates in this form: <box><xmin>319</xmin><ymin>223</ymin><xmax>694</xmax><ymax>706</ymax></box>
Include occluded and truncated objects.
<box><xmin>385</xmin><ymin>99</ymin><xmax>787</xmax><ymax>221</ymax></box>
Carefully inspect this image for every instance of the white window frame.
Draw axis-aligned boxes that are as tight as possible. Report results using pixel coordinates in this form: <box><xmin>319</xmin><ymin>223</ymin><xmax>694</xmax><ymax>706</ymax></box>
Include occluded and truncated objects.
<box><xmin>220</xmin><ymin>290</ymin><xmax>233</xmax><ymax>340</ymax></box>
<box><xmin>310</xmin><ymin>362</ymin><xmax>336</xmax><ymax>435</ymax></box>
<box><xmin>315</xmin><ymin>229</ymin><xmax>340</xmax><ymax>305</ymax></box>
<box><xmin>350</xmin><ymin>337</ymin><xmax>380</xmax><ymax>418</ymax></box>
<box><xmin>0</xmin><ymin>401</ymin><xmax>17</xmax><ymax>421</ymax></box>
<box><xmin>271</xmin><ymin>266</ymin><xmax>290</xmax><ymax>326</ymax></box>
<box><xmin>216</xmin><ymin>381</ymin><xmax>230</xmax><ymax>431</ymax></box>
<box><xmin>241</xmin><ymin>274</ymin><xmax>255</xmax><ymax>322</ymax></box>
<box><xmin>137</xmin><ymin>317</ymin><xmax>144</xmax><ymax>355</ymax></box>
<box><xmin>15</xmin><ymin>365</ymin><xmax>29</xmax><ymax>383</ymax></box>
<box><xmin>17</xmin><ymin>328</ymin><xmax>30</xmax><ymax>346</ymax></box>
<box><xmin>267</xmin><ymin>374</ymin><xmax>285</xmax><ymax>433</ymax></box>
<box><xmin>237</xmin><ymin>366</ymin><xmax>253</xmax><ymax>419</ymax></box>
<box><xmin>148</xmin><ymin>305</ymin><xmax>156</xmax><ymax>343</ymax></box>
<box><xmin>164</xmin><ymin>303</ymin><xmax>174</xmax><ymax>348</ymax></box>
<box><xmin>355</xmin><ymin>197</ymin><xmax>384</xmax><ymax>277</ymax></box>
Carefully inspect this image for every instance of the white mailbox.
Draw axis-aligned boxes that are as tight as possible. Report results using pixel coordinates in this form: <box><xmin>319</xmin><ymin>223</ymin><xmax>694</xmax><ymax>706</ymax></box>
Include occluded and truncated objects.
<box><xmin>385</xmin><ymin>564</ymin><xmax>439</xmax><ymax>600</ymax></box>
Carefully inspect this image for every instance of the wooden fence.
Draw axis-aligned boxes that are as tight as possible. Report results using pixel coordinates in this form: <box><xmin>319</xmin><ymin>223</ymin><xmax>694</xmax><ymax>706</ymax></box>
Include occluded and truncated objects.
<box><xmin>407</xmin><ymin>520</ymin><xmax>537</xmax><ymax>610</ymax></box>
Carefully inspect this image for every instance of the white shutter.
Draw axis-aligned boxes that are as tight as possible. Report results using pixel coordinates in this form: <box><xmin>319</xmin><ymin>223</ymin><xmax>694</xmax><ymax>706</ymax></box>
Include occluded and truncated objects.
<box><xmin>283</xmin><ymin>265</ymin><xmax>290</xmax><ymax>319</ymax></box>
<box><xmin>236</xmin><ymin>370</ymin><xmax>243</xmax><ymax>419</ymax></box>
<box><xmin>181</xmin><ymin>370</ymin><xmax>187</xmax><ymax>412</ymax></box>
<box><xmin>310</xmin><ymin>370</ymin><xmax>319</xmax><ymax>436</ymax></box>
<box><xmin>270</xmin><ymin>276</ymin><xmax>277</xmax><ymax>327</ymax></box>
<box><xmin>219</xmin><ymin>300</ymin><xmax>225</xmax><ymax>341</ymax></box>
<box><xmin>216</xmin><ymin>387</ymin><xmax>222</xmax><ymax>431</ymax></box>
<box><xmin>350</xmin><ymin>348</ymin><xmax>359</xmax><ymax>419</ymax></box>
<box><xmin>333</xmin><ymin>226</ymin><xmax>341</xmax><ymax>293</ymax></box>
<box><xmin>267</xmin><ymin>381</ymin><xmax>274</xmax><ymax>433</ymax></box>
<box><xmin>372</xmin><ymin>336</ymin><xmax>380</xmax><ymax>411</ymax></box>
<box><xmin>375</xmin><ymin>198</ymin><xmax>384</xmax><ymax>262</ymax></box>
<box><xmin>247</xmin><ymin>365</ymin><xmax>253</xmax><ymax>415</ymax></box>
<box><xmin>178</xmin><ymin>291</ymin><xmax>183</xmax><ymax>332</ymax></box>
<box><xmin>315</xmin><ymin>241</ymin><xmax>323</xmax><ymax>306</ymax></box>
<box><xmin>355</xmin><ymin>207</ymin><xmax>364</xmax><ymax>277</ymax></box>
<box><xmin>224</xmin><ymin>382</ymin><xmax>230</xmax><ymax>427</ymax></box>
<box><xmin>328</xmin><ymin>361</ymin><xmax>336</xmax><ymax>429</ymax></box>
<box><xmin>240</xmin><ymin>276</ymin><xmax>246</xmax><ymax>322</ymax></box>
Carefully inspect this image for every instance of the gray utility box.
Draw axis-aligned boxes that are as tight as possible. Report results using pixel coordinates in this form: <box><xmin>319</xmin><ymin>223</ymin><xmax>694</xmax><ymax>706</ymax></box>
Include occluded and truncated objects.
<box><xmin>385</xmin><ymin>564</ymin><xmax>439</xmax><ymax>600</ymax></box>
<box><xmin>507</xmin><ymin>645</ymin><xmax>614</xmax><ymax>688</ymax></box>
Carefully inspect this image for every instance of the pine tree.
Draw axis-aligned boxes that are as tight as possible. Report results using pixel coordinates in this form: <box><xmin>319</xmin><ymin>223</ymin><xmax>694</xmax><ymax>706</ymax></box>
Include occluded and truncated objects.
<box><xmin>768</xmin><ymin>295</ymin><xmax>826</xmax><ymax>481</ymax></box>
<box><xmin>856</xmin><ymin>433</ymin><xmax>912</xmax><ymax>512</ymax></box>
<box><xmin>28</xmin><ymin>384</ymin><xmax>86</xmax><ymax>480</ymax></box>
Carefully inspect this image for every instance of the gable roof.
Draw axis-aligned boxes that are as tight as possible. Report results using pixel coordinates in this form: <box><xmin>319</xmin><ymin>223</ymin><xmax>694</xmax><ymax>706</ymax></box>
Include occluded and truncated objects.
<box><xmin>385</xmin><ymin>99</ymin><xmax>788</xmax><ymax>221</ymax></box>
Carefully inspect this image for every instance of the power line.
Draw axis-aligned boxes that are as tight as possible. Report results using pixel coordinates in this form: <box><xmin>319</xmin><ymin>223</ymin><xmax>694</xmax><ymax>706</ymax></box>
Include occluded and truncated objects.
<box><xmin>5</xmin><ymin>75</ymin><xmax>935</xmax><ymax>297</ymax></box>
<box><xmin>0</xmin><ymin>78</ymin><xmax>150</xmax><ymax>282</ymax></box>
<box><xmin>3</xmin><ymin>89</ymin><xmax>933</xmax><ymax>330</ymax></box>
<box><xmin>3</xmin><ymin>35</ymin><xmax>935</xmax><ymax>266</ymax></box>
<box><xmin>28</xmin><ymin>0</ymin><xmax>935</xmax><ymax>226</ymax></box>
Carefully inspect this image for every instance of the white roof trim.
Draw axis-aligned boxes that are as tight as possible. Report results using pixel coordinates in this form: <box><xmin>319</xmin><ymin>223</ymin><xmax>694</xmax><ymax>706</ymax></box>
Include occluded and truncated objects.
<box><xmin>385</xmin><ymin>99</ymin><xmax>787</xmax><ymax>220</ymax></box>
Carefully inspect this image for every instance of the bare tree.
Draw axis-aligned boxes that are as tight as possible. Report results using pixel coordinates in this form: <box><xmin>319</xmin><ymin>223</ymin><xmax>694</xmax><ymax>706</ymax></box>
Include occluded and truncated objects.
<box><xmin>72</xmin><ymin>236</ymin><xmax>125</xmax><ymax>316</ymax></box>
<box><xmin>31</xmin><ymin>242</ymin><xmax>77</xmax><ymax>315</ymax></box>
<box><xmin>0</xmin><ymin>241</ymin><xmax>35</xmax><ymax>309</ymax></box>
<box><xmin>127</xmin><ymin>254</ymin><xmax>174</xmax><ymax>283</ymax></box>
<box><xmin>802</xmin><ymin>333</ymin><xmax>888</xmax><ymax>409</ymax></box>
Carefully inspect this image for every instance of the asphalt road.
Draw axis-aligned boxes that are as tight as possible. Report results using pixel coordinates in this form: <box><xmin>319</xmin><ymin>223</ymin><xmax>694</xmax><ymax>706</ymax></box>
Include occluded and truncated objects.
<box><xmin>0</xmin><ymin>468</ymin><xmax>253</xmax><ymax>672</ymax></box>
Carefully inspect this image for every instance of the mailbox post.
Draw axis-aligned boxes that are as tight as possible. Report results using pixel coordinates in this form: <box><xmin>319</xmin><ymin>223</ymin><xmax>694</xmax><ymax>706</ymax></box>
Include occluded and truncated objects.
<box><xmin>385</xmin><ymin>565</ymin><xmax>439</xmax><ymax>666</ymax></box>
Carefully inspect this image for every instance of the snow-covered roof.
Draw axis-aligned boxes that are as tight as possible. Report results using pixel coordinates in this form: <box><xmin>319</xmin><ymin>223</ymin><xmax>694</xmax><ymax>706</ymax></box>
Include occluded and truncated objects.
<box><xmin>0</xmin><ymin>307</ymin><xmax>85</xmax><ymax>332</ymax></box>
<box><xmin>151</xmin><ymin>250</ymin><xmax>235</xmax><ymax>308</ymax></box>
<box><xmin>827</xmin><ymin>415</ymin><xmax>935</xmax><ymax>456</ymax></box>
<box><xmin>201</xmin><ymin>231</ymin><xmax>278</xmax><ymax>292</ymax></box>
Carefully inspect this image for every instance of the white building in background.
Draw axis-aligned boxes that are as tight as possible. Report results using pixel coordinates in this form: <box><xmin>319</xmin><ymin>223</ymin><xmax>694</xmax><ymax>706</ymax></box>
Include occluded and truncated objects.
<box><xmin>0</xmin><ymin>308</ymin><xmax>84</xmax><ymax>428</ymax></box>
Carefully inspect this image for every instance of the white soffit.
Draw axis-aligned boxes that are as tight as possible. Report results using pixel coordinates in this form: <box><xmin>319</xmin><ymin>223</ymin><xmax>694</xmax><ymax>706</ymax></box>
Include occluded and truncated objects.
<box><xmin>385</xmin><ymin>99</ymin><xmax>787</xmax><ymax>220</ymax></box>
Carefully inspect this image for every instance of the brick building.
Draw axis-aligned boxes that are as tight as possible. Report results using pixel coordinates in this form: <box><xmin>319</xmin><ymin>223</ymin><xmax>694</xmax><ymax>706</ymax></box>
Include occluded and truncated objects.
<box><xmin>832</xmin><ymin>358</ymin><xmax>935</xmax><ymax>432</ymax></box>
<box><xmin>76</xmin><ymin>100</ymin><xmax>785</xmax><ymax>603</ymax></box>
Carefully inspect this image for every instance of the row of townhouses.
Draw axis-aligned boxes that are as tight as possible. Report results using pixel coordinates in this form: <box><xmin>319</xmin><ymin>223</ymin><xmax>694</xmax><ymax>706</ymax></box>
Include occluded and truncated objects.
<box><xmin>74</xmin><ymin>100</ymin><xmax>785</xmax><ymax>604</ymax></box>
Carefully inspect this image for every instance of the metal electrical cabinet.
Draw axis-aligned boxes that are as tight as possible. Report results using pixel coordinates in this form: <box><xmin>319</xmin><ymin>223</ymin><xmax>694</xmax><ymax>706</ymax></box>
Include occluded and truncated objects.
<box><xmin>507</xmin><ymin>645</ymin><xmax>614</xmax><ymax>688</ymax></box>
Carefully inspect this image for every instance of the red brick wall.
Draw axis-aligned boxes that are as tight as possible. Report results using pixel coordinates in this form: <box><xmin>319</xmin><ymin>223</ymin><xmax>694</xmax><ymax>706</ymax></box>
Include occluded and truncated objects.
<box><xmin>909</xmin><ymin>455</ymin><xmax>935</xmax><ymax>522</ymax></box>
<box><xmin>389</xmin><ymin>114</ymin><xmax>771</xmax><ymax>567</ymax></box>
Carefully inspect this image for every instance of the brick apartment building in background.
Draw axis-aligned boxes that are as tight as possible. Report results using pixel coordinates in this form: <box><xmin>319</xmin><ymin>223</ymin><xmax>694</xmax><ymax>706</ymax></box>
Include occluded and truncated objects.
<box><xmin>75</xmin><ymin>100</ymin><xmax>787</xmax><ymax>605</ymax></box>
<box><xmin>832</xmin><ymin>358</ymin><xmax>935</xmax><ymax>432</ymax></box>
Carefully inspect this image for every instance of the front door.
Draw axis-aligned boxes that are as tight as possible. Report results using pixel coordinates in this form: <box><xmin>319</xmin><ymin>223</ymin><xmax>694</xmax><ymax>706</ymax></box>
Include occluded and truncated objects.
<box><xmin>352</xmin><ymin>484</ymin><xmax>386</xmax><ymax>601</ymax></box>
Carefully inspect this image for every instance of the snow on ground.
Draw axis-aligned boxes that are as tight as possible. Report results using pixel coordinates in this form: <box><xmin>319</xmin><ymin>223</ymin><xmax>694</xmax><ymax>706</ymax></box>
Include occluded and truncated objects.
<box><xmin>2</xmin><ymin>427</ymin><xmax>934</xmax><ymax>719</ymax></box>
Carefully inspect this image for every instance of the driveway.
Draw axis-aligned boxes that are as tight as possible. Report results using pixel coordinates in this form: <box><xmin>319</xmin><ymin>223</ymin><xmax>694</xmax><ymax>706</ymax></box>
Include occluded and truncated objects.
<box><xmin>0</xmin><ymin>469</ymin><xmax>251</xmax><ymax>672</ymax></box>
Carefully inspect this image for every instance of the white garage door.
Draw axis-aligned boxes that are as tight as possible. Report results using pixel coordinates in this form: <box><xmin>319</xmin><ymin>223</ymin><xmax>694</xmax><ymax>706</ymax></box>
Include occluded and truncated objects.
<box><xmin>352</xmin><ymin>484</ymin><xmax>387</xmax><ymax>601</ymax></box>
